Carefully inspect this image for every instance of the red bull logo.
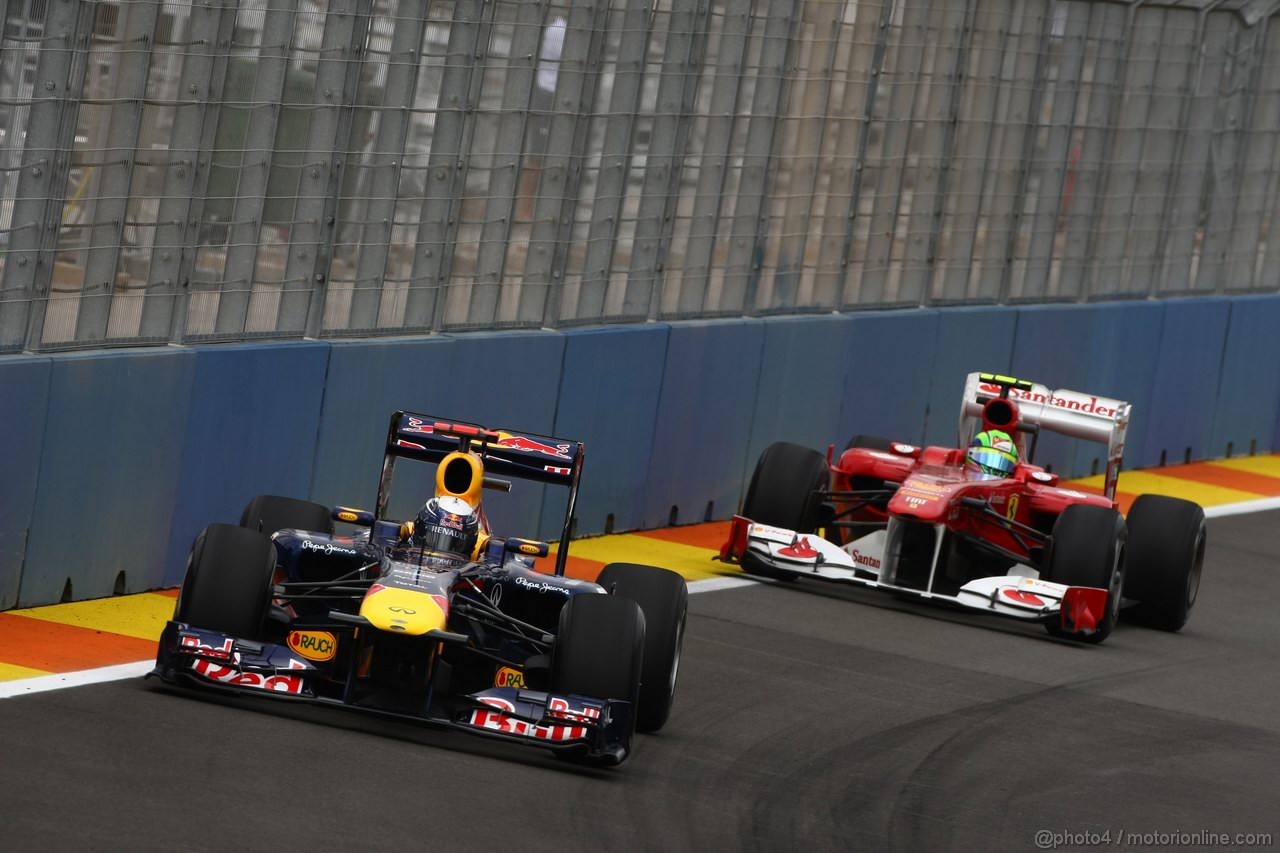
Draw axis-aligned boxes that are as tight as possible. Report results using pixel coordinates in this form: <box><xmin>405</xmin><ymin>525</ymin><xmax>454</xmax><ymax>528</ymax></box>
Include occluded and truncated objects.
<box><xmin>494</xmin><ymin>433</ymin><xmax>574</xmax><ymax>461</ymax></box>
<box><xmin>403</xmin><ymin>417</ymin><xmax>434</xmax><ymax>435</ymax></box>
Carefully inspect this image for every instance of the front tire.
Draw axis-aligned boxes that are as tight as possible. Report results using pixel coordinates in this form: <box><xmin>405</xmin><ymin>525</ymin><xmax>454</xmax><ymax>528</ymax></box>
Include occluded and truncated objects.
<box><xmin>1123</xmin><ymin>495</ymin><xmax>1206</xmax><ymax>632</ymax></box>
<box><xmin>239</xmin><ymin>494</ymin><xmax>333</xmax><ymax>537</ymax></box>
<box><xmin>551</xmin><ymin>593</ymin><xmax>645</xmax><ymax>762</ymax></box>
<box><xmin>175</xmin><ymin>523</ymin><xmax>276</xmax><ymax>640</ymax></box>
<box><xmin>597</xmin><ymin>563</ymin><xmax>688</xmax><ymax>733</ymax></box>
<box><xmin>1042</xmin><ymin>505</ymin><xmax>1126</xmax><ymax>644</ymax></box>
<box><xmin>741</xmin><ymin>441</ymin><xmax>829</xmax><ymax>533</ymax></box>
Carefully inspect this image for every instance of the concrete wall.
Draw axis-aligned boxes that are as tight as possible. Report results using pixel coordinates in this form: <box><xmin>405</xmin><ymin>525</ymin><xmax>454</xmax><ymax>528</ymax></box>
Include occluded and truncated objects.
<box><xmin>3</xmin><ymin>295</ymin><xmax>1278</xmax><ymax>608</ymax></box>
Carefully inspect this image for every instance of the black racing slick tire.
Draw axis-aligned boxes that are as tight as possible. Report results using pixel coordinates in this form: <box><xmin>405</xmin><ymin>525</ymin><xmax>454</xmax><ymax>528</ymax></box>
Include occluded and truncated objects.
<box><xmin>1041</xmin><ymin>505</ymin><xmax>1126</xmax><ymax>644</ymax></box>
<box><xmin>596</xmin><ymin>563</ymin><xmax>688</xmax><ymax>734</ymax></box>
<box><xmin>741</xmin><ymin>441</ymin><xmax>829</xmax><ymax>533</ymax></box>
<box><xmin>552</xmin><ymin>594</ymin><xmax>645</xmax><ymax>761</ymax></box>
<box><xmin>1122</xmin><ymin>495</ymin><xmax>1206</xmax><ymax>632</ymax></box>
<box><xmin>175</xmin><ymin>523</ymin><xmax>276</xmax><ymax>640</ymax></box>
<box><xmin>239</xmin><ymin>494</ymin><xmax>333</xmax><ymax>537</ymax></box>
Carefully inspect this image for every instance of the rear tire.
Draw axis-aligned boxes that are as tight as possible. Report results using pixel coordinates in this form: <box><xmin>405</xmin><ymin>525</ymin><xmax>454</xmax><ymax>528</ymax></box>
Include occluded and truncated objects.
<box><xmin>1041</xmin><ymin>505</ymin><xmax>1126</xmax><ymax>644</ymax></box>
<box><xmin>175</xmin><ymin>523</ymin><xmax>276</xmax><ymax>640</ymax></box>
<box><xmin>596</xmin><ymin>563</ymin><xmax>688</xmax><ymax>733</ymax></box>
<box><xmin>1122</xmin><ymin>495</ymin><xmax>1206</xmax><ymax>632</ymax></box>
<box><xmin>551</xmin><ymin>593</ymin><xmax>645</xmax><ymax>762</ymax></box>
<box><xmin>741</xmin><ymin>442</ymin><xmax>829</xmax><ymax>533</ymax></box>
<box><xmin>239</xmin><ymin>494</ymin><xmax>333</xmax><ymax>537</ymax></box>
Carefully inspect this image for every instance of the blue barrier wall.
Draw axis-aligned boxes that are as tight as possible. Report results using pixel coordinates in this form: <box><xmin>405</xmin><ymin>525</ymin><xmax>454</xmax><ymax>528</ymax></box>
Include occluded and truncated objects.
<box><xmin>161</xmin><ymin>342</ymin><xmax>332</xmax><ymax>586</ymax></box>
<box><xmin>1142</xmin><ymin>298</ymin><xmax>1231</xmax><ymax>467</ymax></box>
<box><xmin>310</xmin><ymin>336</ymin><xmax>458</xmax><ymax>522</ymax></box>
<box><xmin>0</xmin><ymin>356</ymin><xmax>51</xmax><ymax>610</ymax></box>
<box><xmin>1070</xmin><ymin>300</ymin><xmax>1165</xmax><ymax>475</ymax></box>
<box><xmin>21</xmin><ymin>348</ymin><xmax>196</xmax><ymax>605</ymax></box>
<box><xmin>443</xmin><ymin>331</ymin><xmax>568</xmax><ymax>538</ymax></box>
<box><xmin>838</xmin><ymin>309</ymin><xmax>941</xmax><ymax>448</ymax></box>
<box><xmin>642</xmin><ymin>319</ymin><xmax>765</xmax><ymax>528</ymax></box>
<box><xmin>551</xmin><ymin>325</ymin><xmax>669</xmax><ymax>536</ymax></box>
<box><xmin>746</xmin><ymin>313</ymin><xmax>857</xmax><ymax>475</ymax></box>
<box><xmin>3</xmin><ymin>294</ymin><xmax>1280</xmax><ymax>608</ymax></box>
<box><xmin>1213</xmin><ymin>296</ymin><xmax>1280</xmax><ymax>461</ymax></box>
<box><xmin>923</xmin><ymin>306</ymin><xmax>1018</xmax><ymax>447</ymax></box>
<box><xmin>1008</xmin><ymin>304</ymin><xmax>1098</xmax><ymax>477</ymax></box>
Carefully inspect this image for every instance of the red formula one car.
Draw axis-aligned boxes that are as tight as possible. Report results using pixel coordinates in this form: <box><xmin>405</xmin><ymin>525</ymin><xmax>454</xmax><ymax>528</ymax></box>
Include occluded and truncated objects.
<box><xmin>719</xmin><ymin>373</ymin><xmax>1206</xmax><ymax>643</ymax></box>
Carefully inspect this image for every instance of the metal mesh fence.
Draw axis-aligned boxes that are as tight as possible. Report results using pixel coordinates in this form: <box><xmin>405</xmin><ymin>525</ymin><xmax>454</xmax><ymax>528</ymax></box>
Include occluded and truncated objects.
<box><xmin>2</xmin><ymin>0</ymin><xmax>1279</xmax><ymax>352</ymax></box>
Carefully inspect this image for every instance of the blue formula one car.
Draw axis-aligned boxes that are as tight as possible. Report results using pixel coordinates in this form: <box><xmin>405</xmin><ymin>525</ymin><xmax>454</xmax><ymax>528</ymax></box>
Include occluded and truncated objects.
<box><xmin>150</xmin><ymin>413</ymin><xmax>688</xmax><ymax>766</ymax></box>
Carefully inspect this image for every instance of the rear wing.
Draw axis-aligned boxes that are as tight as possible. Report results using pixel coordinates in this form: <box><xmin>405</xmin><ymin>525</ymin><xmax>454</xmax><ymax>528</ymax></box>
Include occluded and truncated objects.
<box><xmin>377</xmin><ymin>412</ymin><xmax>584</xmax><ymax>576</ymax></box>
<box><xmin>959</xmin><ymin>373</ymin><xmax>1130</xmax><ymax>501</ymax></box>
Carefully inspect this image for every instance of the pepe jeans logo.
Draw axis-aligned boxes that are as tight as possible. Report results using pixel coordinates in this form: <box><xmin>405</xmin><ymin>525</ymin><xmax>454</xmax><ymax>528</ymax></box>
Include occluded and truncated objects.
<box><xmin>301</xmin><ymin>540</ymin><xmax>357</xmax><ymax>556</ymax></box>
<box><xmin>513</xmin><ymin>576</ymin><xmax>569</xmax><ymax>595</ymax></box>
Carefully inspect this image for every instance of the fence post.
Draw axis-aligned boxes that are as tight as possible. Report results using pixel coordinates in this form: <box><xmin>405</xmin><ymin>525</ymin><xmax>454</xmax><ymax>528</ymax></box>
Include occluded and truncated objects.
<box><xmin>275</xmin><ymin>0</ymin><xmax>374</xmax><ymax>338</ymax></box>
<box><xmin>213</xmin><ymin>0</ymin><xmax>301</xmax><ymax>336</ymax></box>
<box><xmin>620</xmin><ymin>0</ymin><xmax>713</xmax><ymax>320</ymax></box>
<box><xmin>566</xmin><ymin>0</ymin><xmax>653</xmax><ymax>323</ymax></box>
<box><xmin>74</xmin><ymin>1</ymin><xmax>163</xmax><ymax>343</ymax></box>
<box><xmin>0</xmin><ymin>0</ymin><xmax>94</xmax><ymax>352</ymax></box>
<box><xmin>137</xmin><ymin>0</ymin><xmax>241</xmax><ymax>345</ymax></box>
<box><xmin>402</xmin><ymin>0</ymin><xmax>489</xmax><ymax>331</ymax></box>
<box><xmin>523</xmin><ymin>0</ymin><xmax>612</xmax><ymax>327</ymax></box>
<box><xmin>835</xmin><ymin>0</ymin><xmax>895</xmax><ymax>308</ymax></box>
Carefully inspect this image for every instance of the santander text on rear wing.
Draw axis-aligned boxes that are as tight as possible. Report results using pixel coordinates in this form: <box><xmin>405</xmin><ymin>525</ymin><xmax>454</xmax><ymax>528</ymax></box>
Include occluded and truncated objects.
<box><xmin>959</xmin><ymin>372</ymin><xmax>1131</xmax><ymax>500</ymax></box>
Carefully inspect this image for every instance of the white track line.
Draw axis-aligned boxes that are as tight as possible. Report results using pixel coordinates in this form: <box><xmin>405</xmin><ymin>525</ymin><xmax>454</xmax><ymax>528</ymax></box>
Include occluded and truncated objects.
<box><xmin>4</xmin><ymin>494</ymin><xmax>1278</xmax><ymax>699</ymax></box>
<box><xmin>1204</xmin><ymin>496</ymin><xmax>1280</xmax><ymax>518</ymax></box>
<box><xmin>0</xmin><ymin>661</ymin><xmax>153</xmax><ymax>699</ymax></box>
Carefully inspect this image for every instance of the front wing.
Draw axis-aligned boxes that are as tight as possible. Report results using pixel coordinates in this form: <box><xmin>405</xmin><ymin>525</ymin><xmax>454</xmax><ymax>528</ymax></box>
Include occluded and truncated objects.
<box><xmin>720</xmin><ymin>516</ymin><xmax>1108</xmax><ymax>636</ymax></box>
<box><xmin>149</xmin><ymin>622</ymin><xmax>634</xmax><ymax>764</ymax></box>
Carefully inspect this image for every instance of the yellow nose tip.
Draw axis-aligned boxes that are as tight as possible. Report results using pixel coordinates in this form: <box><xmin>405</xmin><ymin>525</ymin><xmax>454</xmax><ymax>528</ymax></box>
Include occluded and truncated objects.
<box><xmin>359</xmin><ymin>587</ymin><xmax>448</xmax><ymax>636</ymax></box>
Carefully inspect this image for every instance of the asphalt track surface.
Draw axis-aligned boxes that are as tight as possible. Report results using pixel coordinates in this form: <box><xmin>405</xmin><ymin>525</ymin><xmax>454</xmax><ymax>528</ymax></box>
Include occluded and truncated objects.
<box><xmin>2</xmin><ymin>513</ymin><xmax>1277</xmax><ymax>853</ymax></box>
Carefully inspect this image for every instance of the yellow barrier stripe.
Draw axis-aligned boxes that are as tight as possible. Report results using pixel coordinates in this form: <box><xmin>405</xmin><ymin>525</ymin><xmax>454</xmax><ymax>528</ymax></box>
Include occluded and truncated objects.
<box><xmin>0</xmin><ymin>661</ymin><xmax>50</xmax><ymax>682</ymax></box>
<box><xmin>1208</xmin><ymin>454</ymin><xmax>1280</xmax><ymax>479</ymax></box>
<box><xmin>557</xmin><ymin>533</ymin><xmax>736</xmax><ymax>582</ymax></box>
<box><xmin>10</xmin><ymin>592</ymin><xmax>177</xmax><ymax>642</ymax></box>
<box><xmin>1102</xmin><ymin>471</ymin><xmax>1260</xmax><ymax>506</ymax></box>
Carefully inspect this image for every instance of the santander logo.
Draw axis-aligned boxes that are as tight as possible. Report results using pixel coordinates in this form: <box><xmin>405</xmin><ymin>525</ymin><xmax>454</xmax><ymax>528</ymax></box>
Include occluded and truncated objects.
<box><xmin>979</xmin><ymin>383</ymin><xmax>1118</xmax><ymax>419</ymax></box>
<box><xmin>850</xmin><ymin>549</ymin><xmax>880</xmax><ymax>570</ymax></box>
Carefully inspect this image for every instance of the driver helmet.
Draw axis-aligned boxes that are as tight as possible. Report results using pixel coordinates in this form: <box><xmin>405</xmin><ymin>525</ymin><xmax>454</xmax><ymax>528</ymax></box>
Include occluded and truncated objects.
<box><xmin>410</xmin><ymin>495</ymin><xmax>479</xmax><ymax>561</ymax></box>
<box><xmin>966</xmin><ymin>429</ymin><xmax>1018</xmax><ymax>479</ymax></box>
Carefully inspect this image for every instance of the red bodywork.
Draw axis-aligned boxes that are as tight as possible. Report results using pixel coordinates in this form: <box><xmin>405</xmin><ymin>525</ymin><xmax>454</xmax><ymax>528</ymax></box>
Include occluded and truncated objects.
<box><xmin>830</xmin><ymin>443</ymin><xmax>1112</xmax><ymax>561</ymax></box>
